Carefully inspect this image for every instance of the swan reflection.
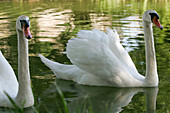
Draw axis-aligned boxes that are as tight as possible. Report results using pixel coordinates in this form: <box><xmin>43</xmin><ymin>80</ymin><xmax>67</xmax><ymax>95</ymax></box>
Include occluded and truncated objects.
<box><xmin>39</xmin><ymin>79</ymin><xmax>158</xmax><ymax>113</ymax></box>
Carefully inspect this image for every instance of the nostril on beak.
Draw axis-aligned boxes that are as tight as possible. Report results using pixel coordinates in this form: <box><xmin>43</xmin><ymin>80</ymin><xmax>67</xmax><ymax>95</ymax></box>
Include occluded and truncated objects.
<box><xmin>27</xmin><ymin>35</ymin><xmax>32</xmax><ymax>39</ymax></box>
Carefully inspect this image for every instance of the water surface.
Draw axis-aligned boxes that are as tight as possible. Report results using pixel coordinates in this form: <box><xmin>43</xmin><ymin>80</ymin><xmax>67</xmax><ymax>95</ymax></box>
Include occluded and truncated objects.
<box><xmin>0</xmin><ymin>0</ymin><xmax>169</xmax><ymax>112</ymax></box>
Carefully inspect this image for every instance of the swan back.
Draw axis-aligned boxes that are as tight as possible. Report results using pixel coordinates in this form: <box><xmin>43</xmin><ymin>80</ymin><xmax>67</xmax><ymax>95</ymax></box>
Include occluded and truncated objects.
<box><xmin>67</xmin><ymin>29</ymin><xmax>144</xmax><ymax>87</ymax></box>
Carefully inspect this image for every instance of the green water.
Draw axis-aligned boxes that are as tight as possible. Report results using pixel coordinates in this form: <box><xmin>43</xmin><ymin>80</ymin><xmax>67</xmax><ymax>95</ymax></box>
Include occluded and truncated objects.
<box><xmin>0</xmin><ymin>0</ymin><xmax>169</xmax><ymax>112</ymax></box>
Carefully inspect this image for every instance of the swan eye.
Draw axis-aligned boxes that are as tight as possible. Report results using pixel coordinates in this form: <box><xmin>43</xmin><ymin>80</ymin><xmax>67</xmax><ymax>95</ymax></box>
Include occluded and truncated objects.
<box><xmin>149</xmin><ymin>13</ymin><xmax>159</xmax><ymax>22</ymax></box>
<box><xmin>20</xmin><ymin>20</ymin><xmax>30</xmax><ymax>30</ymax></box>
<box><xmin>20</xmin><ymin>19</ymin><xmax>32</xmax><ymax>39</ymax></box>
<box><xmin>149</xmin><ymin>13</ymin><xmax>163</xmax><ymax>30</ymax></box>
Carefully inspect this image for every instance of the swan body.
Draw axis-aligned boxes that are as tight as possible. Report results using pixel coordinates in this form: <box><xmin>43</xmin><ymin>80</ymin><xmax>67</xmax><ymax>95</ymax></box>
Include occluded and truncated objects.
<box><xmin>0</xmin><ymin>15</ymin><xmax>34</xmax><ymax>108</ymax></box>
<box><xmin>0</xmin><ymin>51</ymin><xmax>18</xmax><ymax>99</ymax></box>
<box><xmin>39</xmin><ymin>10</ymin><xmax>163</xmax><ymax>87</ymax></box>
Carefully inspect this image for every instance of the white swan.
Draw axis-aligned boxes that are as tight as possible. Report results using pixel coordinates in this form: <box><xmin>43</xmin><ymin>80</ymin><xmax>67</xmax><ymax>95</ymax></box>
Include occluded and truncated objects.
<box><xmin>39</xmin><ymin>10</ymin><xmax>163</xmax><ymax>87</ymax></box>
<box><xmin>0</xmin><ymin>15</ymin><xmax>34</xmax><ymax>108</ymax></box>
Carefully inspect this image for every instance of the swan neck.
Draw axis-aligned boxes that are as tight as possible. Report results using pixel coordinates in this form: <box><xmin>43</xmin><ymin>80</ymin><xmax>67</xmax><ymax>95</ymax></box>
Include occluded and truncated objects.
<box><xmin>143</xmin><ymin>20</ymin><xmax>158</xmax><ymax>86</ymax></box>
<box><xmin>15</xmin><ymin>29</ymin><xmax>34</xmax><ymax>107</ymax></box>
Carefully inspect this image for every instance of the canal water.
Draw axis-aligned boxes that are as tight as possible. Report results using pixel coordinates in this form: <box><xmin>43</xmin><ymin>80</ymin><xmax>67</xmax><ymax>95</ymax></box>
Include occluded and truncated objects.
<box><xmin>0</xmin><ymin>0</ymin><xmax>169</xmax><ymax>112</ymax></box>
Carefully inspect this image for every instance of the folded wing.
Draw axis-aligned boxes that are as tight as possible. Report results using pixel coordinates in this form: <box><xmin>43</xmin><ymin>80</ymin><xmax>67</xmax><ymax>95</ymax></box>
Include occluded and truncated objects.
<box><xmin>106</xmin><ymin>28</ymin><xmax>144</xmax><ymax>80</ymax></box>
<box><xmin>67</xmin><ymin>29</ymin><xmax>135</xmax><ymax>86</ymax></box>
<box><xmin>0</xmin><ymin>51</ymin><xmax>18</xmax><ymax>100</ymax></box>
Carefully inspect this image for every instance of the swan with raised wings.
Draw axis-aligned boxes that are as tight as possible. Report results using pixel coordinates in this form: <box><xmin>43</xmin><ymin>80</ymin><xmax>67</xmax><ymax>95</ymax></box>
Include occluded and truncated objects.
<box><xmin>0</xmin><ymin>15</ymin><xmax>34</xmax><ymax>108</ymax></box>
<box><xmin>39</xmin><ymin>10</ymin><xmax>163</xmax><ymax>87</ymax></box>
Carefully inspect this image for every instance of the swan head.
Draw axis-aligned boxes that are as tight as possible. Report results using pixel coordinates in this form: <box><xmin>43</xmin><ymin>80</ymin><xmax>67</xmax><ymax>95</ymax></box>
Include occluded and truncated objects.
<box><xmin>143</xmin><ymin>10</ymin><xmax>163</xmax><ymax>30</ymax></box>
<box><xmin>16</xmin><ymin>15</ymin><xmax>32</xmax><ymax>39</ymax></box>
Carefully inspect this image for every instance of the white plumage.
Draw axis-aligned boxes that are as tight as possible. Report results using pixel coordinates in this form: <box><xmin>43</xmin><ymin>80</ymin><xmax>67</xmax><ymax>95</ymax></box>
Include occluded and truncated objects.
<box><xmin>39</xmin><ymin>10</ymin><xmax>162</xmax><ymax>87</ymax></box>
<box><xmin>40</xmin><ymin>28</ymin><xmax>144</xmax><ymax>87</ymax></box>
<box><xmin>0</xmin><ymin>15</ymin><xmax>34</xmax><ymax>108</ymax></box>
<box><xmin>0</xmin><ymin>51</ymin><xmax>18</xmax><ymax>100</ymax></box>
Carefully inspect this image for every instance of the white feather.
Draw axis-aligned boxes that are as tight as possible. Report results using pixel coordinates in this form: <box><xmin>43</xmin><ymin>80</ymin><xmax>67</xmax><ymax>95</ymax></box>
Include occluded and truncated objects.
<box><xmin>39</xmin><ymin>10</ymin><xmax>160</xmax><ymax>87</ymax></box>
<box><xmin>67</xmin><ymin>29</ymin><xmax>144</xmax><ymax>87</ymax></box>
<box><xmin>0</xmin><ymin>51</ymin><xmax>18</xmax><ymax>99</ymax></box>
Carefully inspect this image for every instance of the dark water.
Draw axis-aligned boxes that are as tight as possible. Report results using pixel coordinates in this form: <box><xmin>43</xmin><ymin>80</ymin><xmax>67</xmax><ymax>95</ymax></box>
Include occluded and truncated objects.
<box><xmin>0</xmin><ymin>0</ymin><xmax>169</xmax><ymax>112</ymax></box>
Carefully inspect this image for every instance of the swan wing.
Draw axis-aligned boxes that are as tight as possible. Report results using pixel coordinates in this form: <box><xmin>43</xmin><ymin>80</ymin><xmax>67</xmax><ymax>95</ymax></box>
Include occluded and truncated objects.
<box><xmin>0</xmin><ymin>51</ymin><xmax>18</xmax><ymax>98</ymax></box>
<box><xmin>106</xmin><ymin>28</ymin><xmax>144</xmax><ymax>80</ymax></box>
<box><xmin>67</xmin><ymin>29</ymin><xmax>134</xmax><ymax>86</ymax></box>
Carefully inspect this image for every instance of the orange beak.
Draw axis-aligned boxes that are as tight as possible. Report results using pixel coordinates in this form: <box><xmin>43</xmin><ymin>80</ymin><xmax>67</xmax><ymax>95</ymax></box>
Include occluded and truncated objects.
<box><xmin>23</xmin><ymin>25</ymin><xmax>32</xmax><ymax>39</ymax></box>
<box><xmin>153</xmin><ymin>16</ymin><xmax>163</xmax><ymax>30</ymax></box>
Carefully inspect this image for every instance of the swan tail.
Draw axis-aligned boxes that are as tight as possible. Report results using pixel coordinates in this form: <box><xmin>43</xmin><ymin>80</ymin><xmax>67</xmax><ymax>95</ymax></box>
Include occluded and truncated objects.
<box><xmin>39</xmin><ymin>54</ymin><xmax>61</xmax><ymax>74</ymax></box>
<box><xmin>39</xmin><ymin>54</ymin><xmax>83</xmax><ymax>81</ymax></box>
<box><xmin>39</xmin><ymin>54</ymin><xmax>110</xmax><ymax>86</ymax></box>
<box><xmin>39</xmin><ymin>54</ymin><xmax>59</xmax><ymax>69</ymax></box>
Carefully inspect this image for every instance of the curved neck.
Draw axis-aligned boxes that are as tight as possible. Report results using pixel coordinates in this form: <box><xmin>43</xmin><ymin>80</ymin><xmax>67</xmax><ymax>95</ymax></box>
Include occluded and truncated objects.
<box><xmin>15</xmin><ymin>29</ymin><xmax>34</xmax><ymax>107</ymax></box>
<box><xmin>143</xmin><ymin>20</ymin><xmax>158</xmax><ymax>86</ymax></box>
